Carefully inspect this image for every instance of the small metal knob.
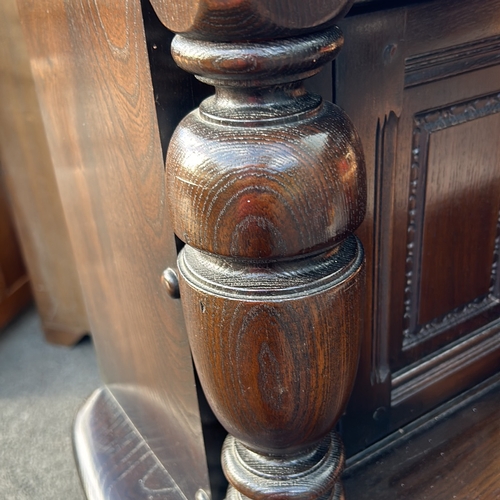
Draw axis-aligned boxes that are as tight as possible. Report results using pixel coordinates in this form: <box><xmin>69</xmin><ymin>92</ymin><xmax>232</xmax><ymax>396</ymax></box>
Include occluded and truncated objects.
<box><xmin>162</xmin><ymin>268</ymin><xmax>180</xmax><ymax>298</ymax></box>
<box><xmin>195</xmin><ymin>489</ymin><xmax>210</xmax><ymax>500</ymax></box>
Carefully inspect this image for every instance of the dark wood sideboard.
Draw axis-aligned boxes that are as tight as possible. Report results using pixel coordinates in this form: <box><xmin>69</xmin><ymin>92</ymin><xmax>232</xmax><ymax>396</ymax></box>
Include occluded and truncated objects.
<box><xmin>7</xmin><ymin>0</ymin><xmax>500</xmax><ymax>498</ymax></box>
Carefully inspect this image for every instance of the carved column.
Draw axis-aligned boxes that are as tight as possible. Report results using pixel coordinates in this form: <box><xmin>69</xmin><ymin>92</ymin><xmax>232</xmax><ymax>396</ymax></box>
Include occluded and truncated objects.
<box><xmin>154</xmin><ymin>1</ymin><xmax>366</xmax><ymax>497</ymax></box>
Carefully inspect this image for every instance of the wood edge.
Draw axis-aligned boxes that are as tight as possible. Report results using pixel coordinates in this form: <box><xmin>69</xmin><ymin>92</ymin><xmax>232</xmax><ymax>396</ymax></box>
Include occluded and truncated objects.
<box><xmin>43</xmin><ymin>325</ymin><xmax>89</xmax><ymax>346</ymax></box>
<box><xmin>344</xmin><ymin>371</ymin><xmax>500</xmax><ymax>477</ymax></box>
<box><xmin>73</xmin><ymin>387</ymin><xmax>191</xmax><ymax>500</ymax></box>
<box><xmin>73</xmin><ymin>388</ymin><xmax>105</xmax><ymax>500</ymax></box>
<box><xmin>392</xmin><ymin>324</ymin><xmax>500</xmax><ymax>389</ymax></box>
<box><xmin>0</xmin><ymin>278</ymin><xmax>32</xmax><ymax>330</ymax></box>
<box><xmin>389</xmin><ymin>325</ymin><xmax>500</xmax><ymax>426</ymax></box>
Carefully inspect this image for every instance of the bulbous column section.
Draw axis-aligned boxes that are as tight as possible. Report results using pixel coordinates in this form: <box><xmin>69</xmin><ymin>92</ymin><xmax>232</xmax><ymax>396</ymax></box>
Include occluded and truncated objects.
<box><xmin>158</xmin><ymin>1</ymin><xmax>366</xmax><ymax>497</ymax></box>
<box><xmin>168</xmin><ymin>31</ymin><xmax>365</xmax><ymax>500</ymax></box>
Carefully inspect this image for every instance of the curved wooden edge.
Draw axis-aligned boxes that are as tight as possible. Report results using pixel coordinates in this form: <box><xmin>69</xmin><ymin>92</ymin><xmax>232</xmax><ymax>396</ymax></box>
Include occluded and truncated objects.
<box><xmin>73</xmin><ymin>387</ymin><xmax>191</xmax><ymax>500</ymax></box>
<box><xmin>43</xmin><ymin>326</ymin><xmax>88</xmax><ymax>346</ymax></box>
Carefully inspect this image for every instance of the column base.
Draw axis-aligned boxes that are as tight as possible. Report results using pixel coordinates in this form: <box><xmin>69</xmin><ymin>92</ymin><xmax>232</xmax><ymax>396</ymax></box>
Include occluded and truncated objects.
<box><xmin>222</xmin><ymin>432</ymin><xmax>345</xmax><ymax>500</ymax></box>
<box><xmin>226</xmin><ymin>483</ymin><xmax>345</xmax><ymax>500</ymax></box>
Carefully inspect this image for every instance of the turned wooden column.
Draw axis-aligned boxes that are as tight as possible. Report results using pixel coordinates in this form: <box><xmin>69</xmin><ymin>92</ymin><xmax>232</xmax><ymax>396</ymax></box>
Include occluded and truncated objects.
<box><xmin>153</xmin><ymin>1</ymin><xmax>366</xmax><ymax>497</ymax></box>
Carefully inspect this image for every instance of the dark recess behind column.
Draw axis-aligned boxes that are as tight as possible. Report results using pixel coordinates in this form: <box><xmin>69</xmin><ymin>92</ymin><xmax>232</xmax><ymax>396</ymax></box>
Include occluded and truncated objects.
<box><xmin>140</xmin><ymin>2</ymin><xmax>226</xmax><ymax>498</ymax></box>
<box><xmin>349</xmin><ymin>0</ymin><xmax>431</xmax><ymax>16</ymax></box>
<box><xmin>140</xmin><ymin>0</ymin><xmax>212</xmax><ymax>163</ymax></box>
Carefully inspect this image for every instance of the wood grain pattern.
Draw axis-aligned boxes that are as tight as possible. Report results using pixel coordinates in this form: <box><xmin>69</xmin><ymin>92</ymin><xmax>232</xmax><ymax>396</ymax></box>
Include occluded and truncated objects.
<box><xmin>344</xmin><ymin>376</ymin><xmax>500</xmax><ymax>499</ymax></box>
<box><xmin>336</xmin><ymin>0</ymin><xmax>500</xmax><ymax>455</ymax></box>
<box><xmin>168</xmin><ymin>102</ymin><xmax>365</xmax><ymax>259</ymax></box>
<box><xmin>0</xmin><ymin>0</ymin><xmax>87</xmax><ymax>343</ymax></box>
<box><xmin>75</xmin><ymin>387</ymin><xmax>190</xmax><ymax>500</ymax></box>
<box><xmin>395</xmin><ymin>64</ymin><xmax>500</xmax><ymax>366</ymax></box>
<box><xmin>419</xmin><ymin>113</ymin><xmax>500</xmax><ymax>324</ymax></box>
<box><xmin>149</xmin><ymin>0</ymin><xmax>355</xmax><ymax>41</ymax></box>
<box><xmin>180</xmin><ymin>239</ymin><xmax>364</xmax><ymax>454</ymax></box>
<box><xmin>15</xmin><ymin>0</ymin><xmax>210</xmax><ymax>496</ymax></box>
<box><xmin>165</xmin><ymin>3</ymin><xmax>366</xmax><ymax>492</ymax></box>
<box><xmin>403</xmin><ymin>95</ymin><xmax>500</xmax><ymax>345</ymax></box>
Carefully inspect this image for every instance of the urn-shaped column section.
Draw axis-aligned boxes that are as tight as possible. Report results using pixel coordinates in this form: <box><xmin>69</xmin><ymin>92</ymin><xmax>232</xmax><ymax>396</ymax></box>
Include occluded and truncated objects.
<box><xmin>165</xmin><ymin>19</ymin><xmax>366</xmax><ymax>500</ymax></box>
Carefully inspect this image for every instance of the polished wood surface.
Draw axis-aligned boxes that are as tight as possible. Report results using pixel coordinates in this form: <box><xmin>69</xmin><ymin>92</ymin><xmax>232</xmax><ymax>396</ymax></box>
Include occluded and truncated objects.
<box><xmin>15</xmin><ymin>0</ymin><xmax>210</xmax><ymax>496</ymax></box>
<box><xmin>75</xmin><ymin>387</ymin><xmax>192</xmax><ymax>500</ymax></box>
<box><xmin>149</xmin><ymin>0</ymin><xmax>354</xmax><ymax>41</ymax></box>
<box><xmin>160</xmin><ymin>0</ymin><xmax>367</xmax><ymax>496</ymax></box>
<box><xmin>344</xmin><ymin>375</ymin><xmax>500</xmax><ymax>499</ymax></box>
<box><xmin>419</xmin><ymin>114</ymin><xmax>500</xmax><ymax>325</ymax></box>
<box><xmin>8</xmin><ymin>0</ymin><xmax>500</xmax><ymax>497</ymax></box>
<box><xmin>336</xmin><ymin>0</ymin><xmax>500</xmax><ymax>455</ymax></box>
<box><xmin>0</xmin><ymin>0</ymin><xmax>87</xmax><ymax>344</ymax></box>
<box><xmin>167</xmin><ymin>36</ymin><xmax>365</xmax><ymax>259</ymax></box>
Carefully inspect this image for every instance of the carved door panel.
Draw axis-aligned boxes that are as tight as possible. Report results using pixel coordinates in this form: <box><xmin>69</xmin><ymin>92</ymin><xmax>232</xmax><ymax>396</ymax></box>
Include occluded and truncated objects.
<box><xmin>337</xmin><ymin>0</ymin><xmax>500</xmax><ymax>455</ymax></box>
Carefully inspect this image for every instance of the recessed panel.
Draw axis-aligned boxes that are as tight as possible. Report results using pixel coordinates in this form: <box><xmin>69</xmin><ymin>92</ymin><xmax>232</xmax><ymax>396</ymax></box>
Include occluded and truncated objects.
<box><xmin>402</xmin><ymin>94</ymin><xmax>500</xmax><ymax>347</ymax></box>
<box><xmin>419</xmin><ymin>113</ymin><xmax>500</xmax><ymax>325</ymax></box>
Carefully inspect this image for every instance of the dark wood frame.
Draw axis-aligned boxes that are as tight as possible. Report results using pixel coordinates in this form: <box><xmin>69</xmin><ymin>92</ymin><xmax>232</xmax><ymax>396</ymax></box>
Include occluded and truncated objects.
<box><xmin>9</xmin><ymin>0</ymin><xmax>500</xmax><ymax>497</ymax></box>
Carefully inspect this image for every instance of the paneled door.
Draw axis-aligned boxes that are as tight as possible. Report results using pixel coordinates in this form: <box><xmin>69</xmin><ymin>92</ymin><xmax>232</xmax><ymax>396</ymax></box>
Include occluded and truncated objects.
<box><xmin>337</xmin><ymin>0</ymin><xmax>500</xmax><ymax>454</ymax></box>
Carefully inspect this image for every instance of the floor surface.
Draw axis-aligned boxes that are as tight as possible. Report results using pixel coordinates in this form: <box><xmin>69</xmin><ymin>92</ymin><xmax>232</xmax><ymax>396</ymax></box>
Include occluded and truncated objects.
<box><xmin>0</xmin><ymin>307</ymin><xmax>100</xmax><ymax>500</ymax></box>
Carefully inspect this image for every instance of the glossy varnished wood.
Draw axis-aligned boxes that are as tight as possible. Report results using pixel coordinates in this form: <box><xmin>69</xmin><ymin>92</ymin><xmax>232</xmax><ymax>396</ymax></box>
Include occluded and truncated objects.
<box><xmin>161</xmin><ymin>0</ymin><xmax>367</xmax><ymax>496</ymax></box>
<box><xmin>418</xmin><ymin>114</ymin><xmax>500</xmax><ymax>325</ymax></box>
<box><xmin>74</xmin><ymin>387</ymin><xmax>189</xmax><ymax>500</ymax></box>
<box><xmin>149</xmin><ymin>0</ymin><xmax>354</xmax><ymax>41</ymax></box>
<box><xmin>344</xmin><ymin>376</ymin><xmax>500</xmax><ymax>499</ymax></box>
<box><xmin>11</xmin><ymin>0</ymin><xmax>500</xmax><ymax>498</ymax></box>
<box><xmin>179</xmin><ymin>239</ymin><xmax>364</xmax><ymax>454</ymax></box>
<box><xmin>0</xmin><ymin>0</ymin><xmax>87</xmax><ymax>344</ymax></box>
<box><xmin>15</xmin><ymin>0</ymin><xmax>210</xmax><ymax>496</ymax></box>
<box><xmin>336</xmin><ymin>0</ymin><xmax>500</xmax><ymax>454</ymax></box>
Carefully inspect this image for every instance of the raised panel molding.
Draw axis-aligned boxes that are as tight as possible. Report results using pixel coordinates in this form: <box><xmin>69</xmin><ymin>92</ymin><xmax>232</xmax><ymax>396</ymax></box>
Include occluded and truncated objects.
<box><xmin>403</xmin><ymin>92</ymin><xmax>500</xmax><ymax>350</ymax></box>
<box><xmin>392</xmin><ymin>325</ymin><xmax>500</xmax><ymax>408</ymax></box>
<box><xmin>370</xmin><ymin>113</ymin><xmax>399</xmax><ymax>387</ymax></box>
<box><xmin>405</xmin><ymin>35</ymin><xmax>500</xmax><ymax>88</ymax></box>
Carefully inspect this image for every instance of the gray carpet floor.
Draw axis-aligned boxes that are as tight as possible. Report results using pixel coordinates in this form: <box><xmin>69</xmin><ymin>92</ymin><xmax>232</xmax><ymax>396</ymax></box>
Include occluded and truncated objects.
<box><xmin>0</xmin><ymin>307</ymin><xmax>101</xmax><ymax>499</ymax></box>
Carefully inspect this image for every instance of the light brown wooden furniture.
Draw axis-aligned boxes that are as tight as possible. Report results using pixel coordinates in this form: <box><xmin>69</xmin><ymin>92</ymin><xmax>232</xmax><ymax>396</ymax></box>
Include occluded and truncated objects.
<box><xmin>0</xmin><ymin>0</ymin><xmax>89</xmax><ymax>344</ymax></box>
